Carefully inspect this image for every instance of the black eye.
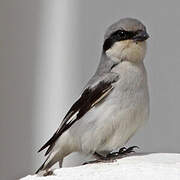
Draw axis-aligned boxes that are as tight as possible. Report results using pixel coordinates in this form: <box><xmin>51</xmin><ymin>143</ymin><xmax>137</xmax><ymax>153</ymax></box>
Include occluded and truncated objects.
<box><xmin>113</xmin><ymin>30</ymin><xmax>126</xmax><ymax>37</ymax></box>
<box><xmin>119</xmin><ymin>30</ymin><xmax>125</xmax><ymax>36</ymax></box>
<box><xmin>103</xmin><ymin>30</ymin><xmax>135</xmax><ymax>52</ymax></box>
<box><xmin>111</xmin><ymin>30</ymin><xmax>130</xmax><ymax>41</ymax></box>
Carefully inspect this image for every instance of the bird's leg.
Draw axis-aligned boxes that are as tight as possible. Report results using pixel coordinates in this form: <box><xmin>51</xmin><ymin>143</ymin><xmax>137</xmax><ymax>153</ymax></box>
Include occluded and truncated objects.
<box><xmin>59</xmin><ymin>159</ymin><xmax>63</xmax><ymax>168</ymax></box>
<box><xmin>83</xmin><ymin>153</ymin><xmax>105</xmax><ymax>165</ymax></box>
<box><xmin>83</xmin><ymin>152</ymin><xmax>116</xmax><ymax>165</ymax></box>
<box><xmin>94</xmin><ymin>152</ymin><xmax>116</xmax><ymax>162</ymax></box>
<box><xmin>83</xmin><ymin>146</ymin><xmax>139</xmax><ymax>165</ymax></box>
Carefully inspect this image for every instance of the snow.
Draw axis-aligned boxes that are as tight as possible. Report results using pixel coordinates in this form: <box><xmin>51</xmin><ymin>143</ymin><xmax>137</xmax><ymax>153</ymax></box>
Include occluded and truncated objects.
<box><xmin>21</xmin><ymin>153</ymin><xmax>180</xmax><ymax>180</ymax></box>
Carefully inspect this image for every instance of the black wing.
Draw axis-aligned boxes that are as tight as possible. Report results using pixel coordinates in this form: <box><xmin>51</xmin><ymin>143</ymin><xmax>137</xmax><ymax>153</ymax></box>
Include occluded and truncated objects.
<box><xmin>38</xmin><ymin>81</ymin><xmax>115</xmax><ymax>156</ymax></box>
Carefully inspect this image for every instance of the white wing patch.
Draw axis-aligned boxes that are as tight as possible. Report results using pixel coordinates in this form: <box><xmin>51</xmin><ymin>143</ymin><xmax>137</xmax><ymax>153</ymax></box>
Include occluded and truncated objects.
<box><xmin>65</xmin><ymin>111</ymin><xmax>79</xmax><ymax>125</ymax></box>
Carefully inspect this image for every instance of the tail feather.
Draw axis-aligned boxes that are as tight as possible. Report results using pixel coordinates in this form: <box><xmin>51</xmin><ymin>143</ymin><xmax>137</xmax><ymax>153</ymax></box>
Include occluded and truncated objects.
<box><xmin>35</xmin><ymin>154</ymin><xmax>52</xmax><ymax>174</ymax></box>
<box><xmin>35</xmin><ymin>160</ymin><xmax>46</xmax><ymax>174</ymax></box>
<box><xmin>35</xmin><ymin>152</ymin><xmax>60</xmax><ymax>174</ymax></box>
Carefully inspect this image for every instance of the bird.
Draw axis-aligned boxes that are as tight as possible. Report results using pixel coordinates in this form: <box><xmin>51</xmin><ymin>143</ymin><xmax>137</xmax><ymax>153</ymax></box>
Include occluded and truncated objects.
<box><xmin>36</xmin><ymin>17</ymin><xmax>150</xmax><ymax>175</ymax></box>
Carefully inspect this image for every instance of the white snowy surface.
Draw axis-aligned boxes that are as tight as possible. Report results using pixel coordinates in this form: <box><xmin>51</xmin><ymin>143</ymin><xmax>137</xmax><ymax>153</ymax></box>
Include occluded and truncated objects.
<box><xmin>21</xmin><ymin>153</ymin><xmax>180</xmax><ymax>180</ymax></box>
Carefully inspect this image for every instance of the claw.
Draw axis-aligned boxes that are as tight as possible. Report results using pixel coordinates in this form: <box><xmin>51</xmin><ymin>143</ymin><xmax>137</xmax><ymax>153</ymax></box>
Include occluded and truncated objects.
<box><xmin>43</xmin><ymin>170</ymin><xmax>54</xmax><ymax>176</ymax></box>
<box><xmin>107</xmin><ymin>152</ymin><xmax>118</xmax><ymax>158</ymax></box>
<box><xmin>123</xmin><ymin>146</ymin><xmax>139</xmax><ymax>154</ymax></box>
<box><xmin>129</xmin><ymin>145</ymin><xmax>139</xmax><ymax>150</ymax></box>
<box><xmin>86</xmin><ymin>146</ymin><xmax>139</xmax><ymax>165</ymax></box>
<box><xmin>119</xmin><ymin>147</ymin><xmax>127</xmax><ymax>153</ymax></box>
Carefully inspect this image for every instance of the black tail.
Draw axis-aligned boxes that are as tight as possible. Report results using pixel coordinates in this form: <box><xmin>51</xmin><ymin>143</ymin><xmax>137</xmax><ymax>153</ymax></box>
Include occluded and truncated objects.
<box><xmin>35</xmin><ymin>165</ymin><xmax>43</xmax><ymax>174</ymax></box>
<box><xmin>35</xmin><ymin>159</ymin><xmax>47</xmax><ymax>174</ymax></box>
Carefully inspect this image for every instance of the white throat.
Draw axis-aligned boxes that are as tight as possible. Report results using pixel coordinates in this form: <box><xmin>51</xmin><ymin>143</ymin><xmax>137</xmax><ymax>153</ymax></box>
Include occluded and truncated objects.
<box><xmin>106</xmin><ymin>40</ymin><xmax>147</xmax><ymax>63</ymax></box>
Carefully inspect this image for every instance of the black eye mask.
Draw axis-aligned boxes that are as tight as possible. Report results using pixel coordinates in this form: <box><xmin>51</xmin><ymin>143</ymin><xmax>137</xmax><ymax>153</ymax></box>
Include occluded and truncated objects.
<box><xmin>103</xmin><ymin>30</ymin><xmax>137</xmax><ymax>52</ymax></box>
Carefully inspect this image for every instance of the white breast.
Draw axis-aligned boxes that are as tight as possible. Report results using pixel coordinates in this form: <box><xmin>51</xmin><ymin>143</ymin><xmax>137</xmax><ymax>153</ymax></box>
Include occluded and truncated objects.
<box><xmin>69</xmin><ymin>61</ymin><xmax>149</xmax><ymax>154</ymax></box>
<box><xmin>95</xmin><ymin>61</ymin><xmax>149</xmax><ymax>152</ymax></box>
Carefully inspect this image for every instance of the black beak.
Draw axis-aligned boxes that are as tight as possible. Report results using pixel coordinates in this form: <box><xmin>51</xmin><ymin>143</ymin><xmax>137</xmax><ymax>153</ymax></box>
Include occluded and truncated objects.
<box><xmin>133</xmin><ymin>31</ymin><xmax>149</xmax><ymax>42</ymax></box>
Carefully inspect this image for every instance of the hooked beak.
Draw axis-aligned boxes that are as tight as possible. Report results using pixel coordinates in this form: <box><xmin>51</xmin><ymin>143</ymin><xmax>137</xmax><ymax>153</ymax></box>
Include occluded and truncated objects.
<box><xmin>133</xmin><ymin>30</ymin><xmax>149</xmax><ymax>42</ymax></box>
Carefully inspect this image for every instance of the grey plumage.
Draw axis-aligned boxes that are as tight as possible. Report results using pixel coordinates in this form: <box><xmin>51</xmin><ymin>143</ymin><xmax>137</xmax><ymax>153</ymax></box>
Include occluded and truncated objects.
<box><xmin>36</xmin><ymin>17</ymin><xmax>150</xmax><ymax>174</ymax></box>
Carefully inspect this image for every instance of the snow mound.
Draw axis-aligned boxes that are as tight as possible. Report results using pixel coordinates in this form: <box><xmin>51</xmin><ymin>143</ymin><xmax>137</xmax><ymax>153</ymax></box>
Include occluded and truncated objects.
<box><xmin>21</xmin><ymin>153</ymin><xmax>180</xmax><ymax>180</ymax></box>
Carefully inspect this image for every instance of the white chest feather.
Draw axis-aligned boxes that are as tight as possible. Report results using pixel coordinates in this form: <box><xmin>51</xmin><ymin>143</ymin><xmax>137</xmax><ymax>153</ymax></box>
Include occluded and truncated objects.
<box><xmin>106</xmin><ymin>40</ymin><xmax>147</xmax><ymax>63</ymax></box>
<box><xmin>95</xmin><ymin>62</ymin><xmax>149</xmax><ymax>152</ymax></box>
<box><xmin>72</xmin><ymin>62</ymin><xmax>149</xmax><ymax>153</ymax></box>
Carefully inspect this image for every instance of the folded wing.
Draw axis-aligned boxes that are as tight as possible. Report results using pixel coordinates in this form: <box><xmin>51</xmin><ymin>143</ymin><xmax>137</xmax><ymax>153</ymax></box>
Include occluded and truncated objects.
<box><xmin>38</xmin><ymin>74</ymin><xmax>119</xmax><ymax>156</ymax></box>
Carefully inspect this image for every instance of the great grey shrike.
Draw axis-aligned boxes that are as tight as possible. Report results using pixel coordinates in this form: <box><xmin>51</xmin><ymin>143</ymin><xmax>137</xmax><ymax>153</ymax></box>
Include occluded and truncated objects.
<box><xmin>36</xmin><ymin>17</ymin><xmax>150</xmax><ymax>174</ymax></box>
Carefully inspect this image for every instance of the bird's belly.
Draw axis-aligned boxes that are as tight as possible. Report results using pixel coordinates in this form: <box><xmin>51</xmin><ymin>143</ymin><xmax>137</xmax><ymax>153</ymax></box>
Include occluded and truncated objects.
<box><xmin>97</xmin><ymin>108</ymin><xmax>145</xmax><ymax>152</ymax></box>
<box><xmin>69</xmin><ymin>62</ymin><xmax>149</xmax><ymax>154</ymax></box>
<box><xmin>97</xmin><ymin>101</ymin><xmax>148</xmax><ymax>152</ymax></box>
<box><xmin>69</xmin><ymin>91</ymin><xmax>149</xmax><ymax>154</ymax></box>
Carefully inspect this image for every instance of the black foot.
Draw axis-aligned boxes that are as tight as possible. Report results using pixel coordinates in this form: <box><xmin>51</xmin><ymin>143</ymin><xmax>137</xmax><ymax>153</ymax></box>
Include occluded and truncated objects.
<box><xmin>107</xmin><ymin>146</ymin><xmax>139</xmax><ymax>158</ymax></box>
<box><xmin>83</xmin><ymin>159</ymin><xmax>102</xmax><ymax>165</ymax></box>
<box><xmin>83</xmin><ymin>152</ymin><xmax>116</xmax><ymax>165</ymax></box>
<box><xmin>83</xmin><ymin>146</ymin><xmax>139</xmax><ymax>165</ymax></box>
<box><xmin>43</xmin><ymin>170</ymin><xmax>54</xmax><ymax>176</ymax></box>
<box><xmin>122</xmin><ymin>146</ymin><xmax>139</xmax><ymax>154</ymax></box>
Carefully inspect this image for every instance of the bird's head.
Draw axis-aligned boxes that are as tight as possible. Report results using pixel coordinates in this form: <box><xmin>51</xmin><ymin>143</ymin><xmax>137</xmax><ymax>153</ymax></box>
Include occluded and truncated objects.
<box><xmin>103</xmin><ymin>18</ymin><xmax>149</xmax><ymax>63</ymax></box>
